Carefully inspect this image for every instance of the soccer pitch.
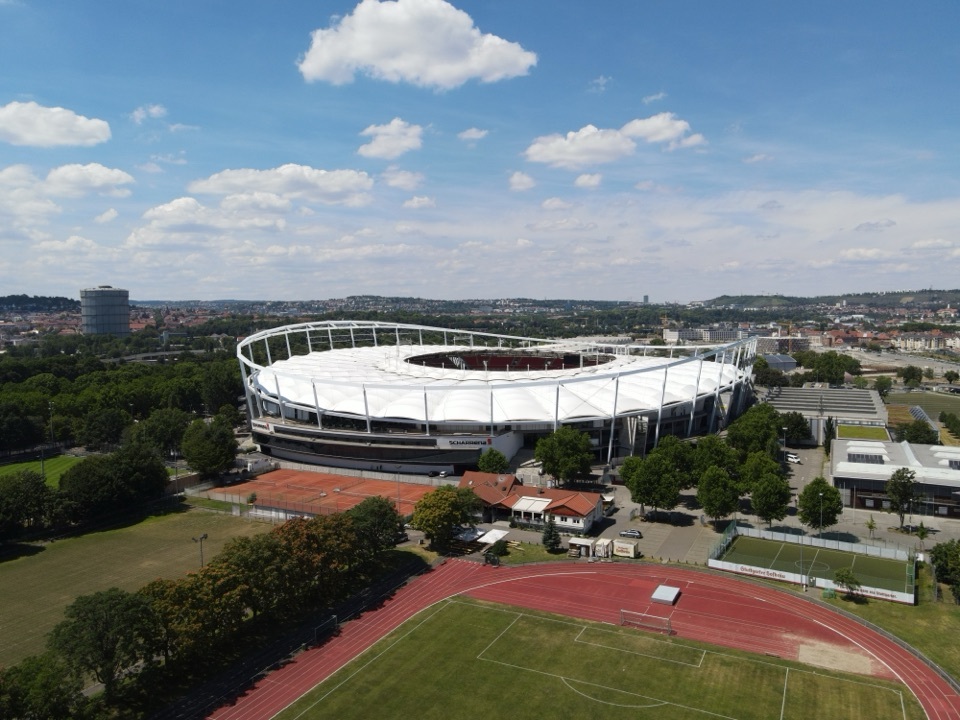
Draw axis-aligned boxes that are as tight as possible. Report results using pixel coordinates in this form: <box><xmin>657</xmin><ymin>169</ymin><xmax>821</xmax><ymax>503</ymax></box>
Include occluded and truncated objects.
<box><xmin>720</xmin><ymin>535</ymin><xmax>912</xmax><ymax>595</ymax></box>
<box><xmin>279</xmin><ymin>599</ymin><xmax>922</xmax><ymax>720</ymax></box>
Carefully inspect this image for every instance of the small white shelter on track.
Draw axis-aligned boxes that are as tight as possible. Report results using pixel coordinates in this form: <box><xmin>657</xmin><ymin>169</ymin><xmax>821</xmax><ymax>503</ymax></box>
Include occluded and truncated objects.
<box><xmin>652</xmin><ymin>585</ymin><xmax>681</xmax><ymax>605</ymax></box>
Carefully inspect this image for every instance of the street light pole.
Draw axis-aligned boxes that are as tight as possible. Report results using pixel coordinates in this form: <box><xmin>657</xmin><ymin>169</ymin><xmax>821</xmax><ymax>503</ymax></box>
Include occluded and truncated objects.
<box><xmin>192</xmin><ymin>533</ymin><xmax>208</xmax><ymax>567</ymax></box>
<box><xmin>781</xmin><ymin>427</ymin><xmax>787</xmax><ymax>461</ymax></box>
<box><xmin>819</xmin><ymin>492</ymin><xmax>824</xmax><ymax>539</ymax></box>
<box><xmin>798</xmin><ymin>494</ymin><xmax>805</xmax><ymax>592</ymax></box>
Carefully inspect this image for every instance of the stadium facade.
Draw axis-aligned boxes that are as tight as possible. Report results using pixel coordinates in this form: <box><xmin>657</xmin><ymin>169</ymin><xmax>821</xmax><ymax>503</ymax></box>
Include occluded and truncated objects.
<box><xmin>237</xmin><ymin>321</ymin><xmax>757</xmax><ymax>474</ymax></box>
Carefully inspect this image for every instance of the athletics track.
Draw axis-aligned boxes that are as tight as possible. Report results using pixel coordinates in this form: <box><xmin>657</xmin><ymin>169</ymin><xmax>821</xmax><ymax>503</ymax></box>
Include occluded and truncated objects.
<box><xmin>208</xmin><ymin>560</ymin><xmax>960</xmax><ymax>720</ymax></box>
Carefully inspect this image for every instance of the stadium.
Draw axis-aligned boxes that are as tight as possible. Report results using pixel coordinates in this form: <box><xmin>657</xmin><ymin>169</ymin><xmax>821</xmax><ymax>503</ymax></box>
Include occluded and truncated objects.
<box><xmin>237</xmin><ymin>321</ymin><xmax>757</xmax><ymax>474</ymax></box>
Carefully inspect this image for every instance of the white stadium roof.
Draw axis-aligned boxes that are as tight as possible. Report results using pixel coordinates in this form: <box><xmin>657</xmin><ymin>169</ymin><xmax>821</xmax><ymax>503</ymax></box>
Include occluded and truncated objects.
<box><xmin>250</xmin><ymin>341</ymin><xmax>743</xmax><ymax>425</ymax></box>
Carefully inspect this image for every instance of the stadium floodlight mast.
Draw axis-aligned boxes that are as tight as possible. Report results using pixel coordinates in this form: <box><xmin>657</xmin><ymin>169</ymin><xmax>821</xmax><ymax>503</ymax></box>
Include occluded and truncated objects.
<box><xmin>192</xmin><ymin>533</ymin><xmax>208</xmax><ymax>567</ymax></box>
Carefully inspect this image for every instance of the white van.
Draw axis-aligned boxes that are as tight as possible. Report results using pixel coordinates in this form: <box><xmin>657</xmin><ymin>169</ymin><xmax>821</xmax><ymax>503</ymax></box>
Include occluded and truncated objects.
<box><xmin>786</xmin><ymin>453</ymin><xmax>801</xmax><ymax>464</ymax></box>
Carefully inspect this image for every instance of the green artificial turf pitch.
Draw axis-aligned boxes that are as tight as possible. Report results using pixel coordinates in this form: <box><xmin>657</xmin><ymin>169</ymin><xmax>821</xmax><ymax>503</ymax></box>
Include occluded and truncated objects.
<box><xmin>719</xmin><ymin>535</ymin><xmax>912</xmax><ymax>594</ymax></box>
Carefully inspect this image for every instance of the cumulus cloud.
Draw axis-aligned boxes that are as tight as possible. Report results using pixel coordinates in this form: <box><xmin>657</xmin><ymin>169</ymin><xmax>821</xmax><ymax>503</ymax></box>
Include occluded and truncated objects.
<box><xmin>839</xmin><ymin>247</ymin><xmax>892</xmax><ymax>260</ymax></box>
<box><xmin>358</xmin><ymin>118</ymin><xmax>422</xmax><ymax>159</ymax></box>
<box><xmin>45</xmin><ymin>164</ymin><xmax>135</xmax><ymax>198</ymax></box>
<box><xmin>509</xmin><ymin>171</ymin><xmax>535</xmax><ymax>191</ymax></box>
<box><xmin>575</xmin><ymin>173</ymin><xmax>602</xmax><ymax>188</ymax></box>
<box><xmin>643</xmin><ymin>91</ymin><xmax>666</xmax><ymax>104</ymax></box>
<box><xmin>403</xmin><ymin>195</ymin><xmax>435</xmax><ymax>208</ymax></box>
<box><xmin>911</xmin><ymin>238</ymin><xmax>953</xmax><ymax>250</ymax></box>
<box><xmin>854</xmin><ymin>219</ymin><xmax>896</xmax><ymax>232</ymax></box>
<box><xmin>130</xmin><ymin>104</ymin><xmax>167</xmax><ymax>124</ymax></box>
<box><xmin>297</xmin><ymin>0</ymin><xmax>537</xmax><ymax>90</ymax></box>
<box><xmin>0</xmin><ymin>101</ymin><xmax>110</xmax><ymax>147</ymax></box>
<box><xmin>94</xmin><ymin>208</ymin><xmax>118</xmax><ymax>224</ymax></box>
<box><xmin>457</xmin><ymin>127</ymin><xmax>488</xmax><ymax>142</ymax></box>
<box><xmin>524</xmin><ymin>113</ymin><xmax>703</xmax><ymax>169</ymax></box>
<box><xmin>381</xmin><ymin>166</ymin><xmax>424</xmax><ymax>190</ymax></box>
<box><xmin>187</xmin><ymin>163</ymin><xmax>373</xmax><ymax>206</ymax></box>
<box><xmin>542</xmin><ymin>197</ymin><xmax>572</xmax><ymax>211</ymax></box>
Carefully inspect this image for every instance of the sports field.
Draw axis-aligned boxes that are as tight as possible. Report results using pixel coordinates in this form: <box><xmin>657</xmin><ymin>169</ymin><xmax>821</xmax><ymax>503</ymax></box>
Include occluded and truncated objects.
<box><xmin>279</xmin><ymin>598</ymin><xmax>922</xmax><ymax>720</ymax></box>
<box><xmin>0</xmin><ymin>454</ymin><xmax>83</xmax><ymax>488</ymax></box>
<box><xmin>719</xmin><ymin>535</ymin><xmax>912</xmax><ymax>594</ymax></box>
<box><xmin>0</xmin><ymin>508</ymin><xmax>269</xmax><ymax>667</ymax></box>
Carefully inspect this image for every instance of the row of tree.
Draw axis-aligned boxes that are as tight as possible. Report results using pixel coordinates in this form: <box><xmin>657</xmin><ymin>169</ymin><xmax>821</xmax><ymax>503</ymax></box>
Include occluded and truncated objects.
<box><xmin>0</xmin><ymin>496</ymin><xmax>404</xmax><ymax>718</ymax></box>
<box><xmin>0</xmin><ymin>411</ymin><xmax>238</xmax><ymax>544</ymax></box>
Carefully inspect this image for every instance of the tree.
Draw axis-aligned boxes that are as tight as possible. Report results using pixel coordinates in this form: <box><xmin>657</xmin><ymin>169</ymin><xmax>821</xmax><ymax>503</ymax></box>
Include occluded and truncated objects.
<box><xmin>477</xmin><ymin>447</ymin><xmax>509</xmax><ymax>474</ymax></box>
<box><xmin>411</xmin><ymin>485</ymin><xmax>481</xmax><ymax>552</ymax></box>
<box><xmin>200</xmin><ymin>360</ymin><xmax>241</xmax><ymax>415</ymax></box>
<box><xmin>651</xmin><ymin>436</ymin><xmax>695</xmax><ymax>489</ymax></box>
<box><xmin>346</xmin><ymin>495</ymin><xmax>404</xmax><ymax>557</ymax></box>
<box><xmin>797</xmin><ymin>477</ymin><xmax>843</xmax><ymax>536</ymax></box>
<box><xmin>541</xmin><ymin>518</ymin><xmax>562</xmax><ymax>553</ymax></box>
<box><xmin>823</xmin><ymin>416</ymin><xmax>835</xmax><ymax>456</ymax></box>
<box><xmin>49</xmin><ymin>588</ymin><xmax>158</xmax><ymax>701</ymax></box>
<box><xmin>621</xmin><ymin>453</ymin><xmax>681</xmax><ymax>519</ymax></box>
<box><xmin>929</xmin><ymin>539</ymin><xmax>960</xmax><ymax>588</ymax></box>
<box><xmin>873</xmin><ymin>376</ymin><xmax>892</xmax><ymax>399</ymax></box>
<box><xmin>894</xmin><ymin>419</ymin><xmax>940</xmax><ymax>445</ymax></box>
<box><xmin>897</xmin><ymin>365</ymin><xmax>924</xmax><ymax>385</ymax></box>
<box><xmin>534</xmin><ymin>426</ymin><xmax>593</xmax><ymax>485</ymax></box>
<box><xmin>853</xmin><ymin>376</ymin><xmax>869</xmax><ymax>390</ymax></box>
<box><xmin>781</xmin><ymin>411</ymin><xmax>812</xmax><ymax>444</ymax></box>
<box><xmin>865</xmin><ymin>514</ymin><xmax>877</xmax><ymax>539</ymax></box>
<box><xmin>833</xmin><ymin>567</ymin><xmax>862</xmax><ymax>599</ymax></box>
<box><xmin>134</xmin><ymin>407</ymin><xmax>192</xmax><ymax>456</ymax></box>
<box><xmin>752</xmin><ymin>474</ymin><xmax>792</xmax><ymax>527</ymax></box>
<box><xmin>181</xmin><ymin>417</ymin><xmax>237</xmax><ymax>478</ymax></box>
<box><xmin>0</xmin><ymin>470</ymin><xmax>52</xmax><ymax>541</ymax></box>
<box><xmin>885</xmin><ymin>468</ymin><xmax>917</xmax><ymax>530</ymax></box>
<box><xmin>945</xmin><ymin>370</ymin><xmax>959</xmax><ymax>385</ymax></box>
<box><xmin>0</xmin><ymin>651</ymin><xmax>84</xmax><ymax>720</ymax></box>
<box><xmin>916</xmin><ymin>522</ymin><xmax>930</xmax><ymax>552</ymax></box>
<box><xmin>697</xmin><ymin>466</ymin><xmax>739</xmax><ymax>524</ymax></box>
<box><xmin>725</xmin><ymin>404</ymin><xmax>781</xmax><ymax>460</ymax></box>
<box><xmin>691</xmin><ymin>434</ymin><xmax>739</xmax><ymax>481</ymax></box>
<box><xmin>740</xmin><ymin>451</ymin><xmax>782</xmax><ymax>495</ymax></box>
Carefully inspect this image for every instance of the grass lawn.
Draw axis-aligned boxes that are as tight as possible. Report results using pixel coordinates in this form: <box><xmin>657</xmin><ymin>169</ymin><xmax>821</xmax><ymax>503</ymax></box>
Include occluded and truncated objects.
<box><xmin>838</xmin><ymin>425</ymin><xmax>890</xmax><ymax>440</ymax></box>
<box><xmin>0</xmin><ymin>507</ymin><xmax>270</xmax><ymax>667</ymax></box>
<box><xmin>887</xmin><ymin>392</ymin><xmax>960</xmax><ymax>417</ymax></box>
<box><xmin>278</xmin><ymin>598</ymin><xmax>924</xmax><ymax>720</ymax></box>
<box><xmin>0</xmin><ymin>454</ymin><xmax>84</xmax><ymax>488</ymax></box>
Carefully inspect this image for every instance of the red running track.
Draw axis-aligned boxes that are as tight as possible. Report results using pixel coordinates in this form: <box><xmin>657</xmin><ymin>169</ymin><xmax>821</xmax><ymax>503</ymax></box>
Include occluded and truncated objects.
<box><xmin>209</xmin><ymin>560</ymin><xmax>960</xmax><ymax>720</ymax></box>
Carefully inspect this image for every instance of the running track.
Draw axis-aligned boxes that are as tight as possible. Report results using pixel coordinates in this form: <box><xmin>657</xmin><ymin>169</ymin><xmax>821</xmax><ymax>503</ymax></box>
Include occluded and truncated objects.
<box><xmin>209</xmin><ymin>560</ymin><xmax>960</xmax><ymax>720</ymax></box>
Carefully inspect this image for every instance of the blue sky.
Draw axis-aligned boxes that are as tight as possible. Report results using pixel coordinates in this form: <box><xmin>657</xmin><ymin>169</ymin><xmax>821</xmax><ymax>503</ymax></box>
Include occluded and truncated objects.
<box><xmin>2</xmin><ymin>0</ymin><xmax>959</xmax><ymax>303</ymax></box>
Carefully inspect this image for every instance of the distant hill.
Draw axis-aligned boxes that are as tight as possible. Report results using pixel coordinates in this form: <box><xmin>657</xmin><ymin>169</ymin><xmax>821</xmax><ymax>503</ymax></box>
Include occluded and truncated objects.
<box><xmin>0</xmin><ymin>294</ymin><xmax>80</xmax><ymax>313</ymax></box>
<box><xmin>706</xmin><ymin>289</ymin><xmax>960</xmax><ymax>309</ymax></box>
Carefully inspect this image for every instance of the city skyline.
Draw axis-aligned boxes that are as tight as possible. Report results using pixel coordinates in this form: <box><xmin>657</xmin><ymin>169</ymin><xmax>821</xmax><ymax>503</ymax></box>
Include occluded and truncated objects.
<box><xmin>2</xmin><ymin>0</ymin><xmax>959</xmax><ymax>303</ymax></box>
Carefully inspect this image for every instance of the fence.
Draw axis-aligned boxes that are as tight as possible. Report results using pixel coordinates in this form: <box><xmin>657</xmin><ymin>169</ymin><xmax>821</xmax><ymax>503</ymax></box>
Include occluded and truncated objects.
<box><xmin>736</xmin><ymin>526</ymin><xmax>912</xmax><ymax>561</ymax></box>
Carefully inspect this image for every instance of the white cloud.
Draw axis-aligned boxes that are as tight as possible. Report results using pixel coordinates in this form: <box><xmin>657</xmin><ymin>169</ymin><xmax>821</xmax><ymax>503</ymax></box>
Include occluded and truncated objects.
<box><xmin>45</xmin><ymin>164</ymin><xmax>135</xmax><ymax>198</ymax></box>
<box><xmin>839</xmin><ymin>247</ymin><xmax>893</xmax><ymax>260</ymax></box>
<box><xmin>524</xmin><ymin>114</ymin><xmax>704</xmax><ymax>170</ymax></box>
<box><xmin>297</xmin><ymin>0</ymin><xmax>537</xmax><ymax>90</ymax></box>
<box><xmin>0</xmin><ymin>101</ymin><xmax>110</xmax><ymax>147</ymax></box>
<box><xmin>743</xmin><ymin>153</ymin><xmax>772</xmax><ymax>164</ymax></box>
<box><xmin>220</xmin><ymin>192</ymin><xmax>292</xmax><ymax>213</ymax></box>
<box><xmin>358</xmin><ymin>118</ymin><xmax>423</xmax><ymax>160</ymax></box>
<box><xmin>188</xmin><ymin>163</ymin><xmax>373</xmax><ymax>206</ymax></box>
<box><xmin>168</xmin><ymin>123</ymin><xmax>199</xmax><ymax>132</ymax></box>
<box><xmin>509</xmin><ymin>171</ymin><xmax>535</xmax><ymax>191</ymax></box>
<box><xmin>458</xmin><ymin>127</ymin><xmax>488</xmax><ymax>142</ymax></box>
<box><xmin>575</xmin><ymin>173</ymin><xmax>602</xmax><ymax>188</ymax></box>
<box><xmin>588</xmin><ymin>75</ymin><xmax>611</xmax><ymax>93</ymax></box>
<box><xmin>621</xmin><ymin>112</ymin><xmax>705</xmax><ymax>150</ymax></box>
<box><xmin>542</xmin><ymin>197</ymin><xmax>572</xmax><ymax>211</ymax></box>
<box><xmin>381</xmin><ymin>166</ymin><xmax>424</xmax><ymax>190</ymax></box>
<box><xmin>130</xmin><ymin>104</ymin><xmax>167</xmax><ymax>125</ymax></box>
<box><xmin>911</xmin><ymin>238</ymin><xmax>953</xmax><ymax>250</ymax></box>
<box><xmin>403</xmin><ymin>195</ymin><xmax>435</xmax><ymax>208</ymax></box>
<box><xmin>94</xmin><ymin>208</ymin><xmax>118</xmax><ymax>224</ymax></box>
<box><xmin>526</xmin><ymin>218</ymin><xmax>597</xmax><ymax>232</ymax></box>
<box><xmin>643</xmin><ymin>91</ymin><xmax>666</xmax><ymax>104</ymax></box>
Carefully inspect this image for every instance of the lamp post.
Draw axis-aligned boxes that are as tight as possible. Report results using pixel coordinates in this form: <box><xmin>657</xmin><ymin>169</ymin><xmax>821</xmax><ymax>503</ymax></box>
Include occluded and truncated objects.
<box><xmin>798</xmin><ymin>494</ymin><xmax>805</xmax><ymax>592</ymax></box>
<box><xmin>819</xmin><ymin>491</ymin><xmax>824</xmax><ymax>539</ymax></box>
<box><xmin>781</xmin><ymin>426</ymin><xmax>788</xmax><ymax>461</ymax></box>
<box><xmin>192</xmin><ymin>533</ymin><xmax>208</xmax><ymax>567</ymax></box>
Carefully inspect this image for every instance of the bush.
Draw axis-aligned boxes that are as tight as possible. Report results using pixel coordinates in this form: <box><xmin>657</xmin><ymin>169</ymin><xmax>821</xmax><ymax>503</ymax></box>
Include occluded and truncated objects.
<box><xmin>489</xmin><ymin>539</ymin><xmax>509</xmax><ymax>556</ymax></box>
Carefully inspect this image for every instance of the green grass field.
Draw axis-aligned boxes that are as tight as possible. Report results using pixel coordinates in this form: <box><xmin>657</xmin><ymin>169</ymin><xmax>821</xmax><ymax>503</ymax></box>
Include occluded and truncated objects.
<box><xmin>887</xmin><ymin>391</ymin><xmax>960</xmax><ymax>416</ymax></box>
<box><xmin>720</xmin><ymin>536</ymin><xmax>912</xmax><ymax>594</ymax></box>
<box><xmin>279</xmin><ymin>599</ymin><xmax>923</xmax><ymax>720</ymax></box>
<box><xmin>0</xmin><ymin>508</ymin><xmax>269</xmax><ymax>667</ymax></box>
<box><xmin>838</xmin><ymin>425</ymin><xmax>890</xmax><ymax>440</ymax></box>
<box><xmin>0</xmin><ymin>454</ymin><xmax>84</xmax><ymax>488</ymax></box>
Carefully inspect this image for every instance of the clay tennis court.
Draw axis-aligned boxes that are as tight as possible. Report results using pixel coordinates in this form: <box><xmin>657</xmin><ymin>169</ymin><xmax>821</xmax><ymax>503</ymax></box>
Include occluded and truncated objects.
<box><xmin>206</xmin><ymin>469</ymin><xmax>437</xmax><ymax>517</ymax></box>
<box><xmin>209</xmin><ymin>560</ymin><xmax>960</xmax><ymax>720</ymax></box>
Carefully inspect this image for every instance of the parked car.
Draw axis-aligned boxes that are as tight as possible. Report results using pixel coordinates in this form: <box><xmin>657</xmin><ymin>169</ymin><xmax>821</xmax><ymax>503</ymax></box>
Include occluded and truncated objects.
<box><xmin>786</xmin><ymin>453</ymin><xmax>801</xmax><ymax>464</ymax></box>
<box><xmin>619</xmin><ymin>529</ymin><xmax>642</xmax><ymax>538</ymax></box>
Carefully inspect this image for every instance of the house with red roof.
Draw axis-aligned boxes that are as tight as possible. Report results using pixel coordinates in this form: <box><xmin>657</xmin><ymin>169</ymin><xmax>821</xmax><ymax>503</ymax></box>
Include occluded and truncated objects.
<box><xmin>459</xmin><ymin>471</ymin><xmax>604</xmax><ymax>534</ymax></box>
